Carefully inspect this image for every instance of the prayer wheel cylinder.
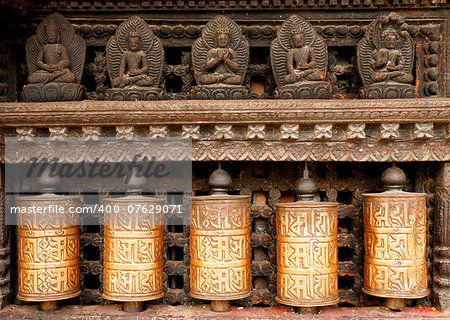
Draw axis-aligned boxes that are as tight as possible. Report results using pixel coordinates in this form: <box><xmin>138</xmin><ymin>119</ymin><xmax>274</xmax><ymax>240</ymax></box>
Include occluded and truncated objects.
<box><xmin>275</xmin><ymin>168</ymin><xmax>338</xmax><ymax>310</ymax></box>
<box><xmin>102</xmin><ymin>195</ymin><xmax>165</xmax><ymax>310</ymax></box>
<box><xmin>190</xmin><ymin>168</ymin><xmax>251</xmax><ymax>312</ymax></box>
<box><xmin>362</xmin><ymin>166</ymin><xmax>428</xmax><ymax>310</ymax></box>
<box><xmin>16</xmin><ymin>193</ymin><xmax>81</xmax><ymax>308</ymax></box>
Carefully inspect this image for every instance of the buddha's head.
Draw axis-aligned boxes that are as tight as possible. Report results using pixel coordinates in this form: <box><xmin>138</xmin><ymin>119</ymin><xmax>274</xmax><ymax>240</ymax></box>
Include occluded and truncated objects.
<box><xmin>45</xmin><ymin>19</ymin><xmax>60</xmax><ymax>44</ymax></box>
<box><xmin>381</xmin><ymin>27</ymin><xmax>399</xmax><ymax>50</ymax></box>
<box><xmin>128</xmin><ymin>28</ymin><xmax>141</xmax><ymax>51</ymax></box>
<box><xmin>290</xmin><ymin>28</ymin><xmax>305</xmax><ymax>48</ymax></box>
<box><xmin>215</xmin><ymin>27</ymin><xmax>231</xmax><ymax>48</ymax></box>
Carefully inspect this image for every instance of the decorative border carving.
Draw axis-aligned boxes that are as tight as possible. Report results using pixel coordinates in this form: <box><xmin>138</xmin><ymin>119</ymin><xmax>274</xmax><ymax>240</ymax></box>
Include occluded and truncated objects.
<box><xmin>0</xmin><ymin>99</ymin><xmax>448</xmax><ymax>126</ymax></box>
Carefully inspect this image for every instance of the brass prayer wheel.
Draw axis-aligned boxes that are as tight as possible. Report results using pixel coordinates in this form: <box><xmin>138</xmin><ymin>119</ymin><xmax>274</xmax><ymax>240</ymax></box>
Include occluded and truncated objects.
<box><xmin>16</xmin><ymin>174</ymin><xmax>81</xmax><ymax>311</ymax></box>
<box><xmin>275</xmin><ymin>165</ymin><xmax>338</xmax><ymax>313</ymax></box>
<box><xmin>102</xmin><ymin>173</ymin><xmax>165</xmax><ymax>312</ymax></box>
<box><xmin>190</xmin><ymin>167</ymin><xmax>251</xmax><ymax>312</ymax></box>
<box><xmin>362</xmin><ymin>166</ymin><xmax>428</xmax><ymax>310</ymax></box>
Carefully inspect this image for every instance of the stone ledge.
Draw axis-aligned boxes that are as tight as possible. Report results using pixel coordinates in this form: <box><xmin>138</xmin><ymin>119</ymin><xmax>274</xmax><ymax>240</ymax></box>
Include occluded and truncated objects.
<box><xmin>0</xmin><ymin>304</ymin><xmax>447</xmax><ymax>320</ymax></box>
<box><xmin>0</xmin><ymin>98</ymin><xmax>449</xmax><ymax>127</ymax></box>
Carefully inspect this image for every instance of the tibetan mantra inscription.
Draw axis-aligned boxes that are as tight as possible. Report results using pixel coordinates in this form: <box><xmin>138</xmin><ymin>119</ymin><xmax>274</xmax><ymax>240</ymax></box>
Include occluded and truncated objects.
<box><xmin>363</xmin><ymin>194</ymin><xmax>428</xmax><ymax>299</ymax></box>
<box><xmin>16</xmin><ymin>195</ymin><xmax>81</xmax><ymax>302</ymax></box>
<box><xmin>102</xmin><ymin>196</ymin><xmax>165</xmax><ymax>303</ymax></box>
<box><xmin>275</xmin><ymin>203</ymin><xmax>338</xmax><ymax>307</ymax></box>
<box><xmin>190</xmin><ymin>195</ymin><xmax>251</xmax><ymax>301</ymax></box>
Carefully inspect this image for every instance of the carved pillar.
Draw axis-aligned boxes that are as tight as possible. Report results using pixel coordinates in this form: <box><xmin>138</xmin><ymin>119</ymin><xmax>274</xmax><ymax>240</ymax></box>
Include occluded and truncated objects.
<box><xmin>0</xmin><ymin>160</ymin><xmax>9</xmax><ymax>309</ymax></box>
<box><xmin>433</xmin><ymin>162</ymin><xmax>450</xmax><ymax>312</ymax></box>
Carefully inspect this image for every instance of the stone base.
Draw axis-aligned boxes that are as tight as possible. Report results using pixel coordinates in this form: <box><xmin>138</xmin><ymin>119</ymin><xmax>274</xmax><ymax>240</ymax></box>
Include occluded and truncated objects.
<box><xmin>274</xmin><ymin>82</ymin><xmax>332</xmax><ymax>99</ymax></box>
<box><xmin>192</xmin><ymin>85</ymin><xmax>249</xmax><ymax>99</ymax></box>
<box><xmin>359</xmin><ymin>83</ymin><xmax>416</xmax><ymax>99</ymax></box>
<box><xmin>106</xmin><ymin>87</ymin><xmax>164</xmax><ymax>101</ymax></box>
<box><xmin>22</xmin><ymin>83</ymin><xmax>85</xmax><ymax>102</ymax></box>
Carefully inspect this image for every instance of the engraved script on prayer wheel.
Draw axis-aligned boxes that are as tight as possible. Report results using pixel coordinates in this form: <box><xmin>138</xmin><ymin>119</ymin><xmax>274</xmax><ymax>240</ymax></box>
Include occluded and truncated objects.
<box><xmin>275</xmin><ymin>166</ymin><xmax>338</xmax><ymax>309</ymax></box>
<box><xmin>362</xmin><ymin>166</ymin><xmax>428</xmax><ymax>310</ymax></box>
<box><xmin>102</xmin><ymin>195</ymin><xmax>165</xmax><ymax>309</ymax></box>
<box><xmin>16</xmin><ymin>194</ymin><xmax>81</xmax><ymax>306</ymax></box>
<box><xmin>190</xmin><ymin>167</ymin><xmax>251</xmax><ymax>312</ymax></box>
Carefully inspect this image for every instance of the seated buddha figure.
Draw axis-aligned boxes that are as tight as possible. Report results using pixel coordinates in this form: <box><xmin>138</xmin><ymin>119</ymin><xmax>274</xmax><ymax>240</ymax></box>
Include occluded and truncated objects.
<box><xmin>370</xmin><ymin>27</ymin><xmax>413</xmax><ymax>84</ymax></box>
<box><xmin>283</xmin><ymin>28</ymin><xmax>324</xmax><ymax>84</ymax></box>
<box><xmin>27</xmin><ymin>19</ymin><xmax>76</xmax><ymax>84</ymax></box>
<box><xmin>112</xmin><ymin>29</ymin><xmax>154</xmax><ymax>88</ymax></box>
<box><xmin>198</xmin><ymin>28</ymin><xmax>242</xmax><ymax>85</ymax></box>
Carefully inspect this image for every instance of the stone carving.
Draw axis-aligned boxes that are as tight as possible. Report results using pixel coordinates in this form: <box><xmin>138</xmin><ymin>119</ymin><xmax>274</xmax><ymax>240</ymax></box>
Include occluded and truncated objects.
<box><xmin>271</xmin><ymin>15</ymin><xmax>331</xmax><ymax>99</ymax></box>
<box><xmin>379</xmin><ymin>123</ymin><xmax>400</xmax><ymax>140</ymax></box>
<box><xmin>106</xmin><ymin>16</ymin><xmax>164</xmax><ymax>100</ymax></box>
<box><xmin>247</xmin><ymin>124</ymin><xmax>266</xmax><ymax>140</ymax></box>
<box><xmin>22</xmin><ymin>13</ymin><xmax>86</xmax><ymax>102</ymax></box>
<box><xmin>412</xmin><ymin>123</ymin><xmax>434</xmax><ymax>140</ymax></box>
<box><xmin>182</xmin><ymin>125</ymin><xmax>200</xmax><ymax>140</ymax></box>
<box><xmin>357</xmin><ymin>13</ymin><xmax>416</xmax><ymax>99</ymax></box>
<box><xmin>192</xmin><ymin>15</ymin><xmax>249</xmax><ymax>99</ymax></box>
<box><xmin>116</xmin><ymin>126</ymin><xmax>135</xmax><ymax>139</ymax></box>
<box><xmin>345</xmin><ymin>124</ymin><xmax>366</xmax><ymax>140</ymax></box>
<box><xmin>86</xmin><ymin>51</ymin><xmax>108</xmax><ymax>100</ymax></box>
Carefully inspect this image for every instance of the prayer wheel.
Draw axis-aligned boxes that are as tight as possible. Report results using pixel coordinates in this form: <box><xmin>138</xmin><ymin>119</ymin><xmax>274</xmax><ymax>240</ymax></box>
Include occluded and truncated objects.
<box><xmin>362</xmin><ymin>165</ymin><xmax>428</xmax><ymax>310</ymax></box>
<box><xmin>16</xmin><ymin>173</ymin><xmax>81</xmax><ymax>311</ymax></box>
<box><xmin>190</xmin><ymin>166</ymin><xmax>251</xmax><ymax>312</ymax></box>
<box><xmin>275</xmin><ymin>165</ymin><xmax>338</xmax><ymax>314</ymax></box>
<box><xmin>102</xmin><ymin>174</ymin><xmax>165</xmax><ymax>312</ymax></box>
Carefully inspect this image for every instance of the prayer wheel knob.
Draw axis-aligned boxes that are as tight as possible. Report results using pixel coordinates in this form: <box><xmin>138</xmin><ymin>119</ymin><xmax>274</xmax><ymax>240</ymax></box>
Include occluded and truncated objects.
<box><xmin>209</xmin><ymin>168</ymin><xmax>232</xmax><ymax>195</ymax></box>
<box><xmin>37</xmin><ymin>168</ymin><xmax>60</xmax><ymax>193</ymax></box>
<box><xmin>294</xmin><ymin>177</ymin><xmax>317</xmax><ymax>202</ymax></box>
<box><xmin>124</xmin><ymin>168</ymin><xmax>145</xmax><ymax>195</ymax></box>
<box><xmin>381</xmin><ymin>166</ymin><xmax>406</xmax><ymax>191</ymax></box>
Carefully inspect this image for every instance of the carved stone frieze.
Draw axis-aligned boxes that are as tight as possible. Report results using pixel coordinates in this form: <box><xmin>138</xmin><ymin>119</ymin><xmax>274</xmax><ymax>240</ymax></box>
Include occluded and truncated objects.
<box><xmin>280</xmin><ymin>124</ymin><xmax>299</xmax><ymax>140</ymax></box>
<box><xmin>379</xmin><ymin>123</ymin><xmax>400</xmax><ymax>140</ymax></box>
<box><xmin>412</xmin><ymin>123</ymin><xmax>434</xmax><ymax>140</ymax></box>
<box><xmin>182</xmin><ymin>125</ymin><xmax>200</xmax><ymax>140</ymax></box>
<box><xmin>16</xmin><ymin>127</ymin><xmax>36</xmax><ymax>142</ymax></box>
<box><xmin>314</xmin><ymin>124</ymin><xmax>333</xmax><ymax>140</ymax></box>
<box><xmin>247</xmin><ymin>125</ymin><xmax>265</xmax><ymax>140</ymax></box>
<box><xmin>49</xmin><ymin>126</ymin><xmax>69</xmax><ymax>140</ymax></box>
<box><xmin>82</xmin><ymin>126</ymin><xmax>102</xmax><ymax>140</ymax></box>
<box><xmin>115</xmin><ymin>126</ymin><xmax>135</xmax><ymax>139</ymax></box>
<box><xmin>345</xmin><ymin>124</ymin><xmax>366</xmax><ymax>140</ymax></box>
<box><xmin>38</xmin><ymin>0</ymin><xmax>447</xmax><ymax>11</ymax></box>
<box><xmin>2</xmin><ymin>100</ymin><xmax>448</xmax><ymax>127</ymax></box>
<box><xmin>149</xmin><ymin>125</ymin><xmax>168</xmax><ymax>138</ymax></box>
<box><xmin>214</xmin><ymin>125</ymin><xmax>233</xmax><ymax>140</ymax></box>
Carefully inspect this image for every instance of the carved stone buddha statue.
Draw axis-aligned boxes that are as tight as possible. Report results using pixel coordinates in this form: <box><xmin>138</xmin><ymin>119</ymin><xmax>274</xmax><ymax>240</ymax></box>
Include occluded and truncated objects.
<box><xmin>271</xmin><ymin>15</ymin><xmax>331</xmax><ymax>99</ymax></box>
<box><xmin>357</xmin><ymin>13</ymin><xmax>416</xmax><ymax>99</ymax></box>
<box><xmin>106</xmin><ymin>16</ymin><xmax>164</xmax><ymax>100</ymax></box>
<box><xmin>22</xmin><ymin>13</ymin><xmax>86</xmax><ymax>102</ymax></box>
<box><xmin>192</xmin><ymin>15</ymin><xmax>249</xmax><ymax>99</ymax></box>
